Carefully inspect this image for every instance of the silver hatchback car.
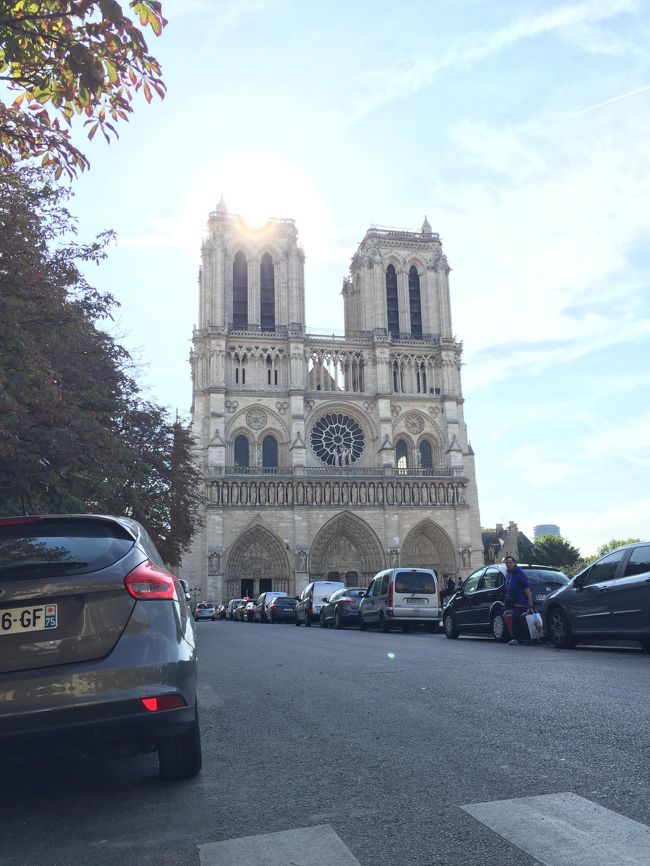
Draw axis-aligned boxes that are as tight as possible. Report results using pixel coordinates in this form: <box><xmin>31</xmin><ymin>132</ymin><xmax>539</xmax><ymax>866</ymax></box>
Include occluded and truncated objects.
<box><xmin>0</xmin><ymin>514</ymin><xmax>202</xmax><ymax>780</ymax></box>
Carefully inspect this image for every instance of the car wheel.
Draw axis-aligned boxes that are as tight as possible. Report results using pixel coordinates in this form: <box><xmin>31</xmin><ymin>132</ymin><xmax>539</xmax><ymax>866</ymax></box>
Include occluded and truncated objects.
<box><xmin>305</xmin><ymin>610</ymin><xmax>312</xmax><ymax>627</ymax></box>
<box><xmin>268</xmin><ymin>614</ymin><xmax>274</xmax><ymax>624</ymax></box>
<box><xmin>547</xmin><ymin>607</ymin><xmax>576</xmax><ymax>649</ymax></box>
<box><xmin>211</xmin><ymin>617</ymin><xmax>216</xmax><ymax>621</ymax></box>
<box><xmin>379</xmin><ymin>612</ymin><xmax>390</xmax><ymax>633</ymax></box>
<box><xmin>335</xmin><ymin>611</ymin><xmax>344</xmax><ymax>630</ymax></box>
<box><xmin>443</xmin><ymin>612</ymin><xmax>459</xmax><ymax>639</ymax></box>
<box><xmin>358</xmin><ymin>613</ymin><xmax>367</xmax><ymax>631</ymax></box>
<box><xmin>491</xmin><ymin>611</ymin><xmax>508</xmax><ymax>642</ymax></box>
<box><xmin>320</xmin><ymin>612</ymin><xmax>327</xmax><ymax>628</ymax></box>
<box><xmin>158</xmin><ymin>705</ymin><xmax>202</xmax><ymax>781</ymax></box>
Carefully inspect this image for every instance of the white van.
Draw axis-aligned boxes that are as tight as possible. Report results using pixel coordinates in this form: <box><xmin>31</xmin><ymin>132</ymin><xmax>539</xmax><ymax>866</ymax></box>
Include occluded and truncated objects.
<box><xmin>295</xmin><ymin>580</ymin><xmax>345</xmax><ymax>627</ymax></box>
<box><xmin>358</xmin><ymin>567</ymin><xmax>440</xmax><ymax>632</ymax></box>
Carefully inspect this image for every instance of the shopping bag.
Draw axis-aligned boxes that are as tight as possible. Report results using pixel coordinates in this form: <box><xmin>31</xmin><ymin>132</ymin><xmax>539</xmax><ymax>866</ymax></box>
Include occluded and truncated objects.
<box><xmin>525</xmin><ymin>611</ymin><xmax>544</xmax><ymax>640</ymax></box>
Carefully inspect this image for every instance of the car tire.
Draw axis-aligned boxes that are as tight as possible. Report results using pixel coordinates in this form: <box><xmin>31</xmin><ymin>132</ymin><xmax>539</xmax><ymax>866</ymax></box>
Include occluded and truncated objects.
<box><xmin>295</xmin><ymin>613</ymin><xmax>301</xmax><ymax>626</ymax></box>
<box><xmin>491</xmin><ymin>611</ymin><xmax>508</xmax><ymax>642</ymax></box>
<box><xmin>358</xmin><ymin>613</ymin><xmax>367</xmax><ymax>631</ymax></box>
<box><xmin>158</xmin><ymin>706</ymin><xmax>202</xmax><ymax>781</ymax></box>
<box><xmin>335</xmin><ymin>611</ymin><xmax>344</xmax><ymax>630</ymax></box>
<box><xmin>401</xmin><ymin>622</ymin><xmax>411</xmax><ymax>633</ymax></box>
<box><xmin>443</xmin><ymin>612</ymin><xmax>459</xmax><ymax>639</ymax></box>
<box><xmin>547</xmin><ymin>607</ymin><xmax>576</xmax><ymax>649</ymax></box>
<box><xmin>268</xmin><ymin>614</ymin><xmax>274</xmax><ymax>625</ymax></box>
<box><xmin>211</xmin><ymin>617</ymin><xmax>216</xmax><ymax>621</ymax></box>
<box><xmin>305</xmin><ymin>610</ymin><xmax>312</xmax><ymax>627</ymax></box>
<box><xmin>320</xmin><ymin>612</ymin><xmax>327</xmax><ymax>628</ymax></box>
<box><xmin>379</xmin><ymin>612</ymin><xmax>390</xmax><ymax>633</ymax></box>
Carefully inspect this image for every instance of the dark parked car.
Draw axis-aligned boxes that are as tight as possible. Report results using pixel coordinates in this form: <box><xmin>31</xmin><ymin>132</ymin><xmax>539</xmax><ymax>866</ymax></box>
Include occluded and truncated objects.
<box><xmin>216</xmin><ymin>604</ymin><xmax>227</xmax><ymax>620</ymax></box>
<box><xmin>253</xmin><ymin>591</ymin><xmax>289</xmax><ymax>623</ymax></box>
<box><xmin>267</xmin><ymin>596</ymin><xmax>297</xmax><ymax>624</ymax></box>
<box><xmin>194</xmin><ymin>601</ymin><xmax>216</xmax><ymax>621</ymax></box>
<box><xmin>442</xmin><ymin>563</ymin><xmax>569</xmax><ymax>642</ymax></box>
<box><xmin>319</xmin><ymin>587</ymin><xmax>366</xmax><ymax>629</ymax></box>
<box><xmin>543</xmin><ymin>541</ymin><xmax>650</xmax><ymax>651</ymax></box>
<box><xmin>0</xmin><ymin>514</ymin><xmax>202</xmax><ymax>780</ymax></box>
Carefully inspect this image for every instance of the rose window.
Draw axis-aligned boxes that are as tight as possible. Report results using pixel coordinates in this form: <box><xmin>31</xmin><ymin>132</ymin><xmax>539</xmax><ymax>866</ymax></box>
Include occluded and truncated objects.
<box><xmin>311</xmin><ymin>413</ymin><xmax>364</xmax><ymax>466</ymax></box>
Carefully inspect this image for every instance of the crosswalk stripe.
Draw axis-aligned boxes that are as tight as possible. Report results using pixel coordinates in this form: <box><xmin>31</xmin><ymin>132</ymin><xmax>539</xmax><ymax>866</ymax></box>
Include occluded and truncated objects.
<box><xmin>462</xmin><ymin>791</ymin><xmax>650</xmax><ymax>866</ymax></box>
<box><xmin>198</xmin><ymin>824</ymin><xmax>362</xmax><ymax>866</ymax></box>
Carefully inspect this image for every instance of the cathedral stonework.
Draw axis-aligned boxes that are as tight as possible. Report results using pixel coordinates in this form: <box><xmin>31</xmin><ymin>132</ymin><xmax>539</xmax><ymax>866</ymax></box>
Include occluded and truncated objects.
<box><xmin>181</xmin><ymin>202</ymin><xmax>483</xmax><ymax>603</ymax></box>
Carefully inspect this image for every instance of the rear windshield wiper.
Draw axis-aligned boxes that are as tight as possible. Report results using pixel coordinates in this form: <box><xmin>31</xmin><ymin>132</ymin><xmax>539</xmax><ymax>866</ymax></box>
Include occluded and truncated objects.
<box><xmin>0</xmin><ymin>560</ymin><xmax>89</xmax><ymax>578</ymax></box>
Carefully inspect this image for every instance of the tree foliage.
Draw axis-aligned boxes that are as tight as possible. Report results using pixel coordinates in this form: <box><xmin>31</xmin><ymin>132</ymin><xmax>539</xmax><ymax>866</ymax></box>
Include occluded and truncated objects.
<box><xmin>597</xmin><ymin>538</ymin><xmax>641</xmax><ymax>557</ymax></box>
<box><xmin>0</xmin><ymin>166</ymin><xmax>202</xmax><ymax>563</ymax></box>
<box><xmin>530</xmin><ymin>534</ymin><xmax>581</xmax><ymax>569</ymax></box>
<box><xmin>0</xmin><ymin>1</ymin><xmax>166</xmax><ymax>178</ymax></box>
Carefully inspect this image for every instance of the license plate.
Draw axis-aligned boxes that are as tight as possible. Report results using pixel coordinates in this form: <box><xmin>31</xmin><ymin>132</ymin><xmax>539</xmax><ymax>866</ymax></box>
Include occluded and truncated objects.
<box><xmin>0</xmin><ymin>604</ymin><xmax>58</xmax><ymax>636</ymax></box>
<box><xmin>404</xmin><ymin>597</ymin><xmax>428</xmax><ymax>604</ymax></box>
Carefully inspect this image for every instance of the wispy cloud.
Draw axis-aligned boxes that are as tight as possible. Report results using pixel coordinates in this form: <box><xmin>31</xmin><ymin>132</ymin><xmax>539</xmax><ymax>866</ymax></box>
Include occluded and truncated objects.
<box><xmin>352</xmin><ymin>0</ymin><xmax>639</xmax><ymax>117</ymax></box>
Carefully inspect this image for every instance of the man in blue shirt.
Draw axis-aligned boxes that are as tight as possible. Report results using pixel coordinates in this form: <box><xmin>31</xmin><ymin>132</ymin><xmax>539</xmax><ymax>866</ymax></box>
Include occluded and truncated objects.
<box><xmin>504</xmin><ymin>556</ymin><xmax>534</xmax><ymax>645</ymax></box>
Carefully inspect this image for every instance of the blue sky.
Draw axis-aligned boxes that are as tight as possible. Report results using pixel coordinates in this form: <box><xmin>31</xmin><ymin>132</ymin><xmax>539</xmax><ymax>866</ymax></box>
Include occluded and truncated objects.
<box><xmin>66</xmin><ymin>0</ymin><xmax>650</xmax><ymax>557</ymax></box>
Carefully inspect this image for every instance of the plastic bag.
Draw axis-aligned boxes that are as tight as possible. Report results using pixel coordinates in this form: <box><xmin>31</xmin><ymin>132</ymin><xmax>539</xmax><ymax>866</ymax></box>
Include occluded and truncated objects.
<box><xmin>525</xmin><ymin>611</ymin><xmax>544</xmax><ymax>640</ymax></box>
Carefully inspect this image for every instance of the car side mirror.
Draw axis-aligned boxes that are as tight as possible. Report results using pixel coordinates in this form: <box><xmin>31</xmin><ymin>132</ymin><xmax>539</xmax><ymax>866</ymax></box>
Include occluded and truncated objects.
<box><xmin>322</xmin><ymin>597</ymin><xmax>329</xmax><ymax>603</ymax></box>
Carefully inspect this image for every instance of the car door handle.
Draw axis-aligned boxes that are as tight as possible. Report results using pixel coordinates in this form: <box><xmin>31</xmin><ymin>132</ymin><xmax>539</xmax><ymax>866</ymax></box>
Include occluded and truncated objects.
<box><xmin>599</xmin><ymin>586</ymin><xmax>609</xmax><ymax>591</ymax></box>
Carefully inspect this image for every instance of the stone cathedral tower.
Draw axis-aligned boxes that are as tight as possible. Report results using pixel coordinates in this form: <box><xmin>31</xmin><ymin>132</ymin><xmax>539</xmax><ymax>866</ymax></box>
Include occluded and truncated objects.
<box><xmin>181</xmin><ymin>201</ymin><xmax>483</xmax><ymax>603</ymax></box>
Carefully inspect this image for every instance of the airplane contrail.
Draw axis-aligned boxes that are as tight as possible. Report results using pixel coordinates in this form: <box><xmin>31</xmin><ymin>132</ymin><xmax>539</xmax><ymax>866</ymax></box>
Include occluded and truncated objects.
<box><xmin>574</xmin><ymin>84</ymin><xmax>650</xmax><ymax>115</ymax></box>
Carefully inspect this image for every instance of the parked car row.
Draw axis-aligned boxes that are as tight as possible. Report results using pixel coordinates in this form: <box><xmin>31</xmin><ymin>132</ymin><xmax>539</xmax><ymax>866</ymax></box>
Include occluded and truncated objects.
<box><xmin>217</xmin><ymin>542</ymin><xmax>650</xmax><ymax>651</ymax></box>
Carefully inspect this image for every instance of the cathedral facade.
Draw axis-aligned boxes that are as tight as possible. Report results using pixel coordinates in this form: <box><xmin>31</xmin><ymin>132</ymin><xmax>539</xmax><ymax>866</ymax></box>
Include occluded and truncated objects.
<box><xmin>181</xmin><ymin>199</ymin><xmax>483</xmax><ymax>603</ymax></box>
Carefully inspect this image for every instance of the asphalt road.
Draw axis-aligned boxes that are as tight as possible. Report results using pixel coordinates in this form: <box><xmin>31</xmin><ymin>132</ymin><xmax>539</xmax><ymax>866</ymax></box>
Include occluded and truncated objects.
<box><xmin>1</xmin><ymin>621</ymin><xmax>649</xmax><ymax>865</ymax></box>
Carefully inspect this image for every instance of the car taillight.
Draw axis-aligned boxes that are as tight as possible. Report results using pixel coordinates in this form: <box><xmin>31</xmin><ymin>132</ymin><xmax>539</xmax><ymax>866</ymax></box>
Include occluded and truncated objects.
<box><xmin>141</xmin><ymin>694</ymin><xmax>187</xmax><ymax>712</ymax></box>
<box><xmin>270</xmin><ymin>604</ymin><xmax>277</xmax><ymax>610</ymax></box>
<box><xmin>124</xmin><ymin>561</ymin><xmax>178</xmax><ymax>600</ymax></box>
<box><xmin>387</xmin><ymin>582</ymin><xmax>394</xmax><ymax>607</ymax></box>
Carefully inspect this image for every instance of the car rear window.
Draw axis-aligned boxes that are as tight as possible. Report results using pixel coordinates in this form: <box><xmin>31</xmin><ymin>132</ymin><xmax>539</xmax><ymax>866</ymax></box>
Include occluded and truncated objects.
<box><xmin>525</xmin><ymin>570</ymin><xmax>569</xmax><ymax>588</ymax></box>
<box><xmin>394</xmin><ymin>570</ymin><xmax>436</xmax><ymax>594</ymax></box>
<box><xmin>0</xmin><ymin>518</ymin><xmax>135</xmax><ymax>578</ymax></box>
<box><xmin>345</xmin><ymin>589</ymin><xmax>366</xmax><ymax>598</ymax></box>
<box><xmin>274</xmin><ymin>597</ymin><xmax>297</xmax><ymax>606</ymax></box>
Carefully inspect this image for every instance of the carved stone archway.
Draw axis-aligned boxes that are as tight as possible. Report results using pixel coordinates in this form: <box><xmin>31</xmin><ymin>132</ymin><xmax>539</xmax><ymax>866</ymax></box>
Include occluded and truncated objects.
<box><xmin>225</xmin><ymin>525</ymin><xmax>289</xmax><ymax>599</ymax></box>
<box><xmin>401</xmin><ymin>520</ymin><xmax>456</xmax><ymax>575</ymax></box>
<box><xmin>309</xmin><ymin>511</ymin><xmax>384</xmax><ymax>587</ymax></box>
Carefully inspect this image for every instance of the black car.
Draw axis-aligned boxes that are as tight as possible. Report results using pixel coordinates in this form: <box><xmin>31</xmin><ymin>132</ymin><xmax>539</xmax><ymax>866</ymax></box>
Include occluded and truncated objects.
<box><xmin>319</xmin><ymin>587</ymin><xmax>366</xmax><ymax>629</ymax></box>
<box><xmin>0</xmin><ymin>514</ymin><xmax>202</xmax><ymax>780</ymax></box>
<box><xmin>543</xmin><ymin>541</ymin><xmax>650</xmax><ymax>651</ymax></box>
<box><xmin>442</xmin><ymin>563</ymin><xmax>569</xmax><ymax>642</ymax></box>
<box><xmin>267</xmin><ymin>596</ymin><xmax>297</xmax><ymax>624</ymax></box>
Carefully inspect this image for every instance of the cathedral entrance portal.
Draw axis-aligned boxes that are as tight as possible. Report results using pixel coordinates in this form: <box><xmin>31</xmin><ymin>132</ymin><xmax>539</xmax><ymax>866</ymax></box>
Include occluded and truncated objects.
<box><xmin>226</xmin><ymin>525</ymin><xmax>289</xmax><ymax>600</ymax></box>
<box><xmin>401</xmin><ymin>520</ymin><xmax>456</xmax><ymax>577</ymax></box>
<box><xmin>310</xmin><ymin>512</ymin><xmax>384</xmax><ymax>588</ymax></box>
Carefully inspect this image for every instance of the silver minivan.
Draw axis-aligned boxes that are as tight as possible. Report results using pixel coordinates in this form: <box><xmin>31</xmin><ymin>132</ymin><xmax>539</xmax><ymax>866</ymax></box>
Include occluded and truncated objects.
<box><xmin>359</xmin><ymin>567</ymin><xmax>440</xmax><ymax>632</ymax></box>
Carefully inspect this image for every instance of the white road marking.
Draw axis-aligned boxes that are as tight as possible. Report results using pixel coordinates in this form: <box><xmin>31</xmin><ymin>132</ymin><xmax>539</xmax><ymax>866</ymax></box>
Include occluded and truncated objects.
<box><xmin>462</xmin><ymin>791</ymin><xmax>650</xmax><ymax>866</ymax></box>
<box><xmin>199</xmin><ymin>824</ymin><xmax>362</xmax><ymax>866</ymax></box>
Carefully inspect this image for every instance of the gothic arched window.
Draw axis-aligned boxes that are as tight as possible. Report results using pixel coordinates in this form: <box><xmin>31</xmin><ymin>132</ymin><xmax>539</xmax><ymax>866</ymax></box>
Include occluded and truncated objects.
<box><xmin>420</xmin><ymin>440</ymin><xmax>433</xmax><ymax>469</ymax></box>
<box><xmin>396</xmin><ymin>439</ymin><xmax>409</xmax><ymax>472</ymax></box>
<box><xmin>233</xmin><ymin>251</ymin><xmax>248</xmax><ymax>329</ymax></box>
<box><xmin>262</xmin><ymin>434</ymin><xmax>278</xmax><ymax>468</ymax></box>
<box><xmin>386</xmin><ymin>265</ymin><xmax>400</xmax><ymax>337</ymax></box>
<box><xmin>408</xmin><ymin>266</ymin><xmax>422</xmax><ymax>338</ymax></box>
<box><xmin>260</xmin><ymin>253</ymin><xmax>275</xmax><ymax>331</ymax></box>
<box><xmin>234</xmin><ymin>435</ymin><xmax>249</xmax><ymax>467</ymax></box>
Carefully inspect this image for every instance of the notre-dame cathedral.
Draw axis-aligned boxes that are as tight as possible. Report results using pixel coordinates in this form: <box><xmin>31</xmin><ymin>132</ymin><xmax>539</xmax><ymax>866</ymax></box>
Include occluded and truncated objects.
<box><xmin>180</xmin><ymin>198</ymin><xmax>483</xmax><ymax>603</ymax></box>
